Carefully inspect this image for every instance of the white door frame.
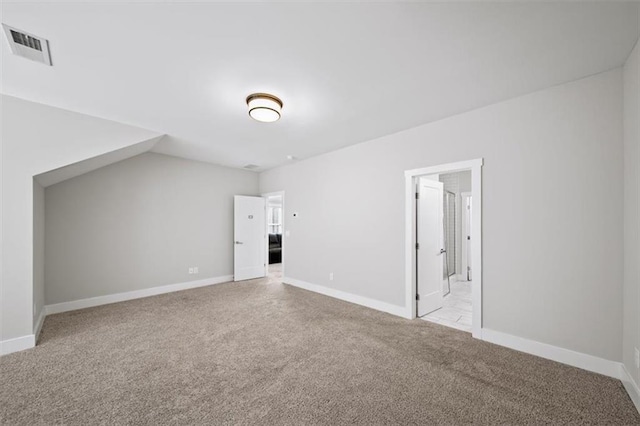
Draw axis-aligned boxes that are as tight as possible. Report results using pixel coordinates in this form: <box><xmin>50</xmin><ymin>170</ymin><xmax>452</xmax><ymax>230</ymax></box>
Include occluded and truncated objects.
<box><xmin>460</xmin><ymin>191</ymin><xmax>472</xmax><ymax>282</ymax></box>
<box><xmin>262</xmin><ymin>190</ymin><xmax>285</xmax><ymax>278</ymax></box>
<box><xmin>405</xmin><ymin>158</ymin><xmax>483</xmax><ymax>339</ymax></box>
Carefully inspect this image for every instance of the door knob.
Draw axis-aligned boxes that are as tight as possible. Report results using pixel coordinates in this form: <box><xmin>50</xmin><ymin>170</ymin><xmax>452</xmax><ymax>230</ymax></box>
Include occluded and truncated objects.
<box><xmin>439</xmin><ymin>248</ymin><xmax>446</xmax><ymax>254</ymax></box>
<box><xmin>235</xmin><ymin>241</ymin><xmax>243</xmax><ymax>245</ymax></box>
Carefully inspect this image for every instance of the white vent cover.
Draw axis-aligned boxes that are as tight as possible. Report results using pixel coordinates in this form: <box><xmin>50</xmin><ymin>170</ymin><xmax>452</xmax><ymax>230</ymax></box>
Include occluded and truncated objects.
<box><xmin>2</xmin><ymin>24</ymin><xmax>52</xmax><ymax>66</ymax></box>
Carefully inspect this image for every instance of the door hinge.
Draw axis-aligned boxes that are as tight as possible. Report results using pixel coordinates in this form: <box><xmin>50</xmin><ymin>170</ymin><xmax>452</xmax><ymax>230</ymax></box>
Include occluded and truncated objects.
<box><xmin>415</xmin><ymin>243</ymin><xmax>420</xmax><ymax>250</ymax></box>
<box><xmin>416</xmin><ymin>294</ymin><xmax>420</xmax><ymax>301</ymax></box>
<box><xmin>415</xmin><ymin>192</ymin><xmax>419</xmax><ymax>199</ymax></box>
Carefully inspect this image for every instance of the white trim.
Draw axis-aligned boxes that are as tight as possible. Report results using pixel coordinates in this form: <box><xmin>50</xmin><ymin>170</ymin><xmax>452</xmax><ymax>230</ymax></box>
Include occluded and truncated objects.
<box><xmin>483</xmin><ymin>329</ymin><xmax>640</xmax><ymax>411</ymax></box>
<box><xmin>405</xmin><ymin>159</ymin><xmax>483</xmax><ymax>178</ymax></box>
<box><xmin>261</xmin><ymin>190</ymin><xmax>285</xmax><ymax>278</ymax></box>
<box><xmin>460</xmin><ymin>191</ymin><xmax>472</xmax><ymax>282</ymax></box>
<box><xmin>34</xmin><ymin>308</ymin><xmax>46</xmax><ymax>341</ymax></box>
<box><xmin>482</xmin><ymin>328</ymin><xmax>621</xmax><ymax>379</ymax></box>
<box><xmin>284</xmin><ymin>272</ymin><xmax>640</xmax><ymax>413</ymax></box>
<box><xmin>284</xmin><ymin>276</ymin><xmax>409</xmax><ymax>318</ymax></box>
<box><xmin>45</xmin><ymin>275</ymin><xmax>233</xmax><ymax>315</ymax></box>
<box><xmin>1</xmin><ymin>334</ymin><xmax>35</xmax><ymax>356</ymax></box>
<box><xmin>405</xmin><ymin>158</ymin><xmax>483</xmax><ymax>338</ymax></box>
<box><xmin>620</xmin><ymin>364</ymin><xmax>640</xmax><ymax>413</ymax></box>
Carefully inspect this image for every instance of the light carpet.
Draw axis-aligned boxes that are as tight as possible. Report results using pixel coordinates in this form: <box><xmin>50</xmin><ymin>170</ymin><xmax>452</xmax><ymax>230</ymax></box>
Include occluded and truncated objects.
<box><xmin>1</xmin><ymin>273</ymin><xmax>638</xmax><ymax>425</ymax></box>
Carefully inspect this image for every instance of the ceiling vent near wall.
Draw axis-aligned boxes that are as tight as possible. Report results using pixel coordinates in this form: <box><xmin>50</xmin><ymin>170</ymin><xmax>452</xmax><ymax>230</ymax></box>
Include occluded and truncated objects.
<box><xmin>2</xmin><ymin>24</ymin><xmax>52</xmax><ymax>66</ymax></box>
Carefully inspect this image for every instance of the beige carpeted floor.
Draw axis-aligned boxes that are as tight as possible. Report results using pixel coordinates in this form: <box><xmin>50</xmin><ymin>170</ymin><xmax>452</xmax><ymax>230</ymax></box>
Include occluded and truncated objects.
<box><xmin>2</xmin><ymin>270</ymin><xmax>639</xmax><ymax>425</ymax></box>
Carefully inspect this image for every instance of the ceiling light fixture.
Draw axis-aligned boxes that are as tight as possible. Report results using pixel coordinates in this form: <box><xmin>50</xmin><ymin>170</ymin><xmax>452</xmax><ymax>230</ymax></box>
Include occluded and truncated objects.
<box><xmin>246</xmin><ymin>93</ymin><xmax>282</xmax><ymax>123</ymax></box>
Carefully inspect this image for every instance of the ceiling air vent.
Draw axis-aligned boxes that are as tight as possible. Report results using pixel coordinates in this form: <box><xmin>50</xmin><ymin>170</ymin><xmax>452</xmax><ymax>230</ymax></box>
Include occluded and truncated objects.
<box><xmin>2</xmin><ymin>24</ymin><xmax>52</xmax><ymax>66</ymax></box>
<box><xmin>243</xmin><ymin>164</ymin><xmax>260</xmax><ymax>170</ymax></box>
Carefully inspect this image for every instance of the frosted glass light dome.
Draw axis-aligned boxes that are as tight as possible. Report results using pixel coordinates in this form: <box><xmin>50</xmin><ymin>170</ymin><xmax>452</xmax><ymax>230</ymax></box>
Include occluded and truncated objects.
<box><xmin>246</xmin><ymin>93</ymin><xmax>283</xmax><ymax>123</ymax></box>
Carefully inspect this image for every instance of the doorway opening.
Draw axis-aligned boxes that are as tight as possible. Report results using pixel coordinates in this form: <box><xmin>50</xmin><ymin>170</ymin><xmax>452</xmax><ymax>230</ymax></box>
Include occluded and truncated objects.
<box><xmin>419</xmin><ymin>171</ymin><xmax>472</xmax><ymax>332</ymax></box>
<box><xmin>405</xmin><ymin>159</ymin><xmax>483</xmax><ymax>338</ymax></box>
<box><xmin>263</xmin><ymin>191</ymin><xmax>284</xmax><ymax>282</ymax></box>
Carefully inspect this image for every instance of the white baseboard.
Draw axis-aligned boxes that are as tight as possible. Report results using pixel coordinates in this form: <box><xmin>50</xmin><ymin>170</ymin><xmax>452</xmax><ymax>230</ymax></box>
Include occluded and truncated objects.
<box><xmin>283</xmin><ymin>276</ymin><xmax>408</xmax><ymax>318</ymax></box>
<box><xmin>482</xmin><ymin>328</ymin><xmax>621</xmax><ymax>379</ymax></box>
<box><xmin>45</xmin><ymin>275</ymin><xmax>233</xmax><ymax>315</ymax></box>
<box><xmin>620</xmin><ymin>364</ymin><xmax>640</xmax><ymax>413</ymax></box>
<box><xmin>281</xmin><ymin>278</ymin><xmax>639</xmax><ymax>412</ymax></box>
<box><xmin>1</xmin><ymin>334</ymin><xmax>35</xmax><ymax>356</ymax></box>
<box><xmin>34</xmin><ymin>308</ymin><xmax>46</xmax><ymax>340</ymax></box>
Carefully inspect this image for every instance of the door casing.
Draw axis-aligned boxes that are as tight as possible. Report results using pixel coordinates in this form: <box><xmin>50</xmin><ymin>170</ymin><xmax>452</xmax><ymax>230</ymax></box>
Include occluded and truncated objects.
<box><xmin>460</xmin><ymin>192</ymin><xmax>472</xmax><ymax>282</ymax></box>
<box><xmin>404</xmin><ymin>158</ymin><xmax>483</xmax><ymax>339</ymax></box>
<box><xmin>261</xmin><ymin>191</ymin><xmax>285</xmax><ymax>278</ymax></box>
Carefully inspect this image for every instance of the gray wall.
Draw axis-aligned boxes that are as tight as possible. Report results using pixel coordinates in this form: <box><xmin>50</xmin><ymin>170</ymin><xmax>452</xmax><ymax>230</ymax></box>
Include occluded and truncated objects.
<box><xmin>1</xmin><ymin>95</ymin><xmax>161</xmax><ymax>343</ymax></box>
<box><xmin>260</xmin><ymin>69</ymin><xmax>624</xmax><ymax>362</ymax></box>
<box><xmin>33</xmin><ymin>180</ymin><xmax>45</xmax><ymax>329</ymax></box>
<box><xmin>45</xmin><ymin>153</ymin><xmax>259</xmax><ymax>304</ymax></box>
<box><xmin>623</xmin><ymin>38</ymin><xmax>640</xmax><ymax>387</ymax></box>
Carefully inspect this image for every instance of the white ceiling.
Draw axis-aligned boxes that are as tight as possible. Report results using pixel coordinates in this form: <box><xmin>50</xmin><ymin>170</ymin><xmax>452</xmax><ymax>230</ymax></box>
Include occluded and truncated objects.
<box><xmin>2</xmin><ymin>2</ymin><xmax>638</xmax><ymax>171</ymax></box>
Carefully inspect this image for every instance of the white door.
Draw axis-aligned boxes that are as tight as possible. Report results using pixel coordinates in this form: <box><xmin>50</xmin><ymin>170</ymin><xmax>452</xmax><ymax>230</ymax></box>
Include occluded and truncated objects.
<box><xmin>466</xmin><ymin>196</ymin><xmax>473</xmax><ymax>281</ymax></box>
<box><xmin>417</xmin><ymin>178</ymin><xmax>444</xmax><ymax>317</ymax></box>
<box><xmin>234</xmin><ymin>195</ymin><xmax>266</xmax><ymax>281</ymax></box>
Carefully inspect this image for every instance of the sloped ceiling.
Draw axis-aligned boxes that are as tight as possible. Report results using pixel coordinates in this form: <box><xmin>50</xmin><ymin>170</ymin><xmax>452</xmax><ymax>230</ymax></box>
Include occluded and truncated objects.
<box><xmin>1</xmin><ymin>2</ymin><xmax>638</xmax><ymax>171</ymax></box>
<box><xmin>35</xmin><ymin>136</ymin><xmax>164</xmax><ymax>187</ymax></box>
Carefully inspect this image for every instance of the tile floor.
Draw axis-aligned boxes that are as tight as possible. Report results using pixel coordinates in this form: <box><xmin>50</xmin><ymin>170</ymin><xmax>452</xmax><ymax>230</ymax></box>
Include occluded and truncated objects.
<box><xmin>422</xmin><ymin>277</ymin><xmax>472</xmax><ymax>332</ymax></box>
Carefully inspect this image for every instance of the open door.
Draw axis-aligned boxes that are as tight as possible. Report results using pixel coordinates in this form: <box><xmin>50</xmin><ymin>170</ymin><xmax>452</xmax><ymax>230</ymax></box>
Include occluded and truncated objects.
<box><xmin>461</xmin><ymin>193</ymin><xmax>473</xmax><ymax>282</ymax></box>
<box><xmin>234</xmin><ymin>195</ymin><xmax>266</xmax><ymax>281</ymax></box>
<box><xmin>417</xmin><ymin>178</ymin><xmax>444</xmax><ymax>317</ymax></box>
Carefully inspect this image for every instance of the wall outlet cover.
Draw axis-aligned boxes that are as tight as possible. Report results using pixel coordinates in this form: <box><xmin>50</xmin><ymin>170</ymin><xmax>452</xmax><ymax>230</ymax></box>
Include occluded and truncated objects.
<box><xmin>188</xmin><ymin>267</ymin><xmax>194</xmax><ymax>274</ymax></box>
<box><xmin>194</xmin><ymin>267</ymin><xmax>199</xmax><ymax>274</ymax></box>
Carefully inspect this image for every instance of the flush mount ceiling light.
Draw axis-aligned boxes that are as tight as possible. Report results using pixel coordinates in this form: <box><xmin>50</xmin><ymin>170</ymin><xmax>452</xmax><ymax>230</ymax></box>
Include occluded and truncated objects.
<box><xmin>246</xmin><ymin>93</ymin><xmax>282</xmax><ymax>123</ymax></box>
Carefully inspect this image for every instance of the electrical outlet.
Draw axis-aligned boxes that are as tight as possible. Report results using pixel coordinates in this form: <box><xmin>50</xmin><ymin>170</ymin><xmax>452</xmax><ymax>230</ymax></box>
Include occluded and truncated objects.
<box><xmin>188</xmin><ymin>267</ymin><xmax>194</xmax><ymax>274</ymax></box>
<box><xmin>193</xmin><ymin>266</ymin><xmax>199</xmax><ymax>274</ymax></box>
<box><xmin>329</xmin><ymin>272</ymin><xmax>334</xmax><ymax>281</ymax></box>
<box><xmin>635</xmin><ymin>348</ymin><xmax>639</xmax><ymax>369</ymax></box>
